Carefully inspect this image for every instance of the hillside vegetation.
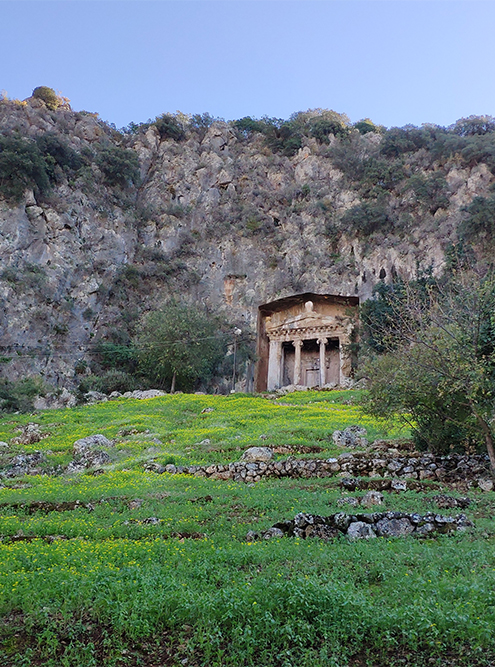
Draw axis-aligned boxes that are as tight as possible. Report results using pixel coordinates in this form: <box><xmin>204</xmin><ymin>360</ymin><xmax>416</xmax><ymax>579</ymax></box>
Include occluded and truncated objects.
<box><xmin>0</xmin><ymin>391</ymin><xmax>494</xmax><ymax>666</ymax></box>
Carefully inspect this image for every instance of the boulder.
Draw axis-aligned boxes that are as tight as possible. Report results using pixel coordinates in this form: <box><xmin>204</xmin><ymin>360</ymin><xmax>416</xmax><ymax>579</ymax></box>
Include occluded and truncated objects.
<box><xmin>375</xmin><ymin>517</ymin><xmax>414</xmax><ymax>537</ymax></box>
<box><xmin>332</xmin><ymin>425</ymin><xmax>369</xmax><ymax>449</ymax></box>
<box><xmin>390</xmin><ymin>479</ymin><xmax>407</xmax><ymax>492</ymax></box>
<box><xmin>130</xmin><ymin>390</ymin><xmax>165</xmax><ymax>400</ymax></box>
<box><xmin>431</xmin><ymin>494</ymin><xmax>471</xmax><ymax>509</ymax></box>
<box><xmin>478</xmin><ymin>478</ymin><xmax>494</xmax><ymax>492</ymax></box>
<box><xmin>84</xmin><ymin>391</ymin><xmax>108</xmax><ymax>404</ymax></box>
<box><xmin>337</xmin><ymin>496</ymin><xmax>360</xmax><ymax>508</ymax></box>
<box><xmin>73</xmin><ymin>434</ymin><xmax>113</xmax><ymax>456</ymax></box>
<box><xmin>2</xmin><ymin>451</ymin><xmax>46</xmax><ymax>478</ymax></box>
<box><xmin>360</xmin><ymin>491</ymin><xmax>384</xmax><ymax>508</ymax></box>
<box><xmin>34</xmin><ymin>388</ymin><xmax>77</xmax><ymax>411</ymax></box>
<box><xmin>128</xmin><ymin>498</ymin><xmax>144</xmax><ymax>510</ymax></box>
<box><xmin>347</xmin><ymin>521</ymin><xmax>377</xmax><ymax>539</ymax></box>
<box><xmin>263</xmin><ymin>527</ymin><xmax>285</xmax><ymax>540</ymax></box>
<box><xmin>241</xmin><ymin>447</ymin><xmax>273</xmax><ymax>463</ymax></box>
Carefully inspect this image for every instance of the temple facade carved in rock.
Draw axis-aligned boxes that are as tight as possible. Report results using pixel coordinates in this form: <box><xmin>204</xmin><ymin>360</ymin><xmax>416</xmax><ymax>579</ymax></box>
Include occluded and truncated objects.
<box><xmin>255</xmin><ymin>293</ymin><xmax>359</xmax><ymax>392</ymax></box>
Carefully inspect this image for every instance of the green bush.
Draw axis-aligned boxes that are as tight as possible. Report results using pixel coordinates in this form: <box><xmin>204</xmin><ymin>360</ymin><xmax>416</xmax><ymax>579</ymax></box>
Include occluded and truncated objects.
<box><xmin>354</xmin><ymin>118</ymin><xmax>382</xmax><ymax>134</ymax></box>
<box><xmin>310</xmin><ymin>116</ymin><xmax>349</xmax><ymax>143</ymax></box>
<box><xmin>459</xmin><ymin>194</ymin><xmax>495</xmax><ymax>239</ymax></box>
<box><xmin>154</xmin><ymin>114</ymin><xmax>185</xmax><ymax>141</ymax></box>
<box><xmin>95</xmin><ymin>146</ymin><xmax>140</xmax><ymax>188</ymax></box>
<box><xmin>406</xmin><ymin>172</ymin><xmax>450</xmax><ymax>213</ymax></box>
<box><xmin>78</xmin><ymin>370</ymin><xmax>138</xmax><ymax>395</ymax></box>
<box><xmin>361</xmin><ymin>157</ymin><xmax>405</xmax><ymax>196</ymax></box>
<box><xmin>93</xmin><ymin>341</ymin><xmax>139</xmax><ymax>374</ymax></box>
<box><xmin>0</xmin><ymin>136</ymin><xmax>50</xmax><ymax>202</ymax></box>
<box><xmin>0</xmin><ymin>376</ymin><xmax>45</xmax><ymax>413</ymax></box>
<box><xmin>361</xmin><ymin>271</ymin><xmax>495</xmax><ymax>462</ymax></box>
<box><xmin>340</xmin><ymin>200</ymin><xmax>392</xmax><ymax>236</ymax></box>
<box><xmin>35</xmin><ymin>133</ymin><xmax>83</xmax><ymax>180</ymax></box>
<box><xmin>328</xmin><ymin>134</ymin><xmax>367</xmax><ymax>181</ymax></box>
<box><xmin>233</xmin><ymin>116</ymin><xmax>267</xmax><ymax>137</ymax></box>
<box><xmin>450</xmin><ymin>114</ymin><xmax>495</xmax><ymax>136</ymax></box>
<box><xmin>32</xmin><ymin>86</ymin><xmax>61</xmax><ymax>110</ymax></box>
<box><xmin>380</xmin><ymin>125</ymin><xmax>432</xmax><ymax>157</ymax></box>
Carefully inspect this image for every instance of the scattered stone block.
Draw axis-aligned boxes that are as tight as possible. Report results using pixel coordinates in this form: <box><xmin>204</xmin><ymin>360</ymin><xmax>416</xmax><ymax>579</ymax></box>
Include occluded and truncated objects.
<box><xmin>333</xmin><ymin>425</ymin><xmax>369</xmax><ymax>449</ymax></box>
<box><xmin>348</xmin><ymin>521</ymin><xmax>377</xmax><ymax>539</ymax></box>
<box><xmin>360</xmin><ymin>490</ymin><xmax>384</xmax><ymax>508</ymax></box>
<box><xmin>241</xmin><ymin>447</ymin><xmax>273</xmax><ymax>463</ymax></box>
<box><xmin>478</xmin><ymin>478</ymin><xmax>494</xmax><ymax>492</ymax></box>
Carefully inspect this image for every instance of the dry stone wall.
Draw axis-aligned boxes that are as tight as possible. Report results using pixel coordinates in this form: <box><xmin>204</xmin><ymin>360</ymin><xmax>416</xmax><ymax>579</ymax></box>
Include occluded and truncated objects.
<box><xmin>247</xmin><ymin>510</ymin><xmax>473</xmax><ymax>541</ymax></box>
<box><xmin>149</xmin><ymin>450</ymin><xmax>491</xmax><ymax>488</ymax></box>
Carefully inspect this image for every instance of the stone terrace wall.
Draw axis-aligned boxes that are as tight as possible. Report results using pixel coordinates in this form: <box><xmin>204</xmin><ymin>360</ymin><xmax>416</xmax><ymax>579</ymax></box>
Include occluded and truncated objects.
<box><xmin>148</xmin><ymin>450</ymin><xmax>491</xmax><ymax>487</ymax></box>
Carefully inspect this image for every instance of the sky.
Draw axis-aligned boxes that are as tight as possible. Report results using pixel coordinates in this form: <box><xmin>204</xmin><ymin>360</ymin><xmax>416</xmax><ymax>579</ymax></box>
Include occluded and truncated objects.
<box><xmin>1</xmin><ymin>0</ymin><xmax>495</xmax><ymax>130</ymax></box>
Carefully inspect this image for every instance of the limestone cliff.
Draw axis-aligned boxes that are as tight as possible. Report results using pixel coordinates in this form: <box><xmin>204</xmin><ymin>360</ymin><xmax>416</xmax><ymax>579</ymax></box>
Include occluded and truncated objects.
<box><xmin>0</xmin><ymin>98</ymin><xmax>492</xmax><ymax>387</ymax></box>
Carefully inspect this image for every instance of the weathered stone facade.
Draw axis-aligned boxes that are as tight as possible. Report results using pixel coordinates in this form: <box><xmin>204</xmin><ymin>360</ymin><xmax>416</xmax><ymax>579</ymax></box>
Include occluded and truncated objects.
<box><xmin>255</xmin><ymin>293</ymin><xmax>359</xmax><ymax>392</ymax></box>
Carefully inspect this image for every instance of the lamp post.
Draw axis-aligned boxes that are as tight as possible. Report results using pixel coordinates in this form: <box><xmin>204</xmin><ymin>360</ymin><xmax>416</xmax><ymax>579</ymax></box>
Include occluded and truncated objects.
<box><xmin>231</xmin><ymin>328</ymin><xmax>242</xmax><ymax>392</ymax></box>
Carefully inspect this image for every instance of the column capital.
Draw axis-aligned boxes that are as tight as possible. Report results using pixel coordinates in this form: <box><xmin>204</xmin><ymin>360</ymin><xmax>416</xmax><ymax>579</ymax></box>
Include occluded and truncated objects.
<box><xmin>317</xmin><ymin>337</ymin><xmax>328</xmax><ymax>345</ymax></box>
<box><xmin>292</xmin><ymin>339</ymin><xmax>304</xmax><ymax>348</ymax></box>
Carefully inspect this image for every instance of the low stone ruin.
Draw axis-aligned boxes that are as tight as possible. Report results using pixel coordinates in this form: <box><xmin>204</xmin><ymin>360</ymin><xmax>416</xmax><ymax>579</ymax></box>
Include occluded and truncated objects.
<box><xmin>246</xmin><ymin>510</ymin><xmax>473</xmax><ymax>542</ymax></box>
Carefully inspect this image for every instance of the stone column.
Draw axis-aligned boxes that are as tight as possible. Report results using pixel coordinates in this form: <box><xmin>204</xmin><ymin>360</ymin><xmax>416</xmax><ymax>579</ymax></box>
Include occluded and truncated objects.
<box><xmin>267</xmin><ymin>339</ymin><xmax>282</xmax><ymax>390</ymax></box>
<box><xmin>292</xmin><ymin>339</ymin><xmax>303</xmax><ymax>385</ymax></box>
<box><xmin>339</xmin><ymin>337</ymin><xmax>351</xmax><ymax>385</ymax></box>
<box><xmin>317</xmin><ymin>337</ymin><xmax>327</xmax><ymax>387</ymax></box>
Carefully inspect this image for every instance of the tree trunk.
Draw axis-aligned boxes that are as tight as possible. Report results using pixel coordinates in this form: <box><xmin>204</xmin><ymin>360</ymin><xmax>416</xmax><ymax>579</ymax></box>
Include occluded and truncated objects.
<box><xmin>472</xmin><ymin>407</ymin><xmax>495</xmax><ymax>477</ymax></box>
<box><xmin>170</xmin><ymin>371</ymin><xmax>176</xmax><ymax>394</ymax></box>
<box><xmin>483</xmin><ymin>430</ymin><xmax>495</xmax><ymax>478</ymax></box>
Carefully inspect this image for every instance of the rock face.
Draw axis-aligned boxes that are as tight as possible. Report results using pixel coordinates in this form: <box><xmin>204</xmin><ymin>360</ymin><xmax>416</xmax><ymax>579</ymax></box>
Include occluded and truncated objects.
<box><xmin>248</xmin><ymin>510</ymin><xmax>473</xmax><ymax>541</ymax></box>
<box><xmin>1</xmin><ymin>99</ymin><xmax>493</xmax><ymax>388</ymax></box>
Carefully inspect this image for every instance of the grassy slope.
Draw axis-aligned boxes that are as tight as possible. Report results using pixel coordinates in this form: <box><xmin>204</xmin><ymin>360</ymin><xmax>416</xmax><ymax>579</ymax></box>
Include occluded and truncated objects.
<box><xmin>0</xmin><ymin>391</ymin><xmax>494</xmax><ymax>667</ymax></box>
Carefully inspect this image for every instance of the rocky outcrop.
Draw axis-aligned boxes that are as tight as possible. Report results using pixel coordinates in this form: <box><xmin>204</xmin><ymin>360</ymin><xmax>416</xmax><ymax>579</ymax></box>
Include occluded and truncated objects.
<box><xmin>10</xmin><ymin>423</ymin><xmax>46</xmax><ymax>445</ymax></box>
<box><xmin>1</xmin><ymin>99</ymin><xmax>494</xmax><ymax>388</ymax></box>
<box><xmin>1</xmin><ymin>451</ymin><xmax>46</xmax><ymax>478</ymax></box>
<box><xmin>67</xmin><ymin>434</ymin><xmax>113</xmax><ymax>472</ymax></box>
<box><xmin>247</xmin><ymin>510</ymin><xmax>473</xmax><ymax>541</ymax></box>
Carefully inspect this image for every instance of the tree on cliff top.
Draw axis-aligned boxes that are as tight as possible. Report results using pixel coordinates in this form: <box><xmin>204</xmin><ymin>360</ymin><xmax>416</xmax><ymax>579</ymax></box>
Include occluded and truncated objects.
<box><xmin>362</xmin><ymin>270</ymin><xmax>495</xmax><ymax>474</ymax></box>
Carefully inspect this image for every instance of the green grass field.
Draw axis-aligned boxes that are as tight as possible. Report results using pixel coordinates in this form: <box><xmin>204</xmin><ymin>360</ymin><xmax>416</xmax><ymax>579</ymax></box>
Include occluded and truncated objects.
<box><xmin>0</xmin><ymin>391</ymin><xmax>494</xmax><ymax>666</ymax></box>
